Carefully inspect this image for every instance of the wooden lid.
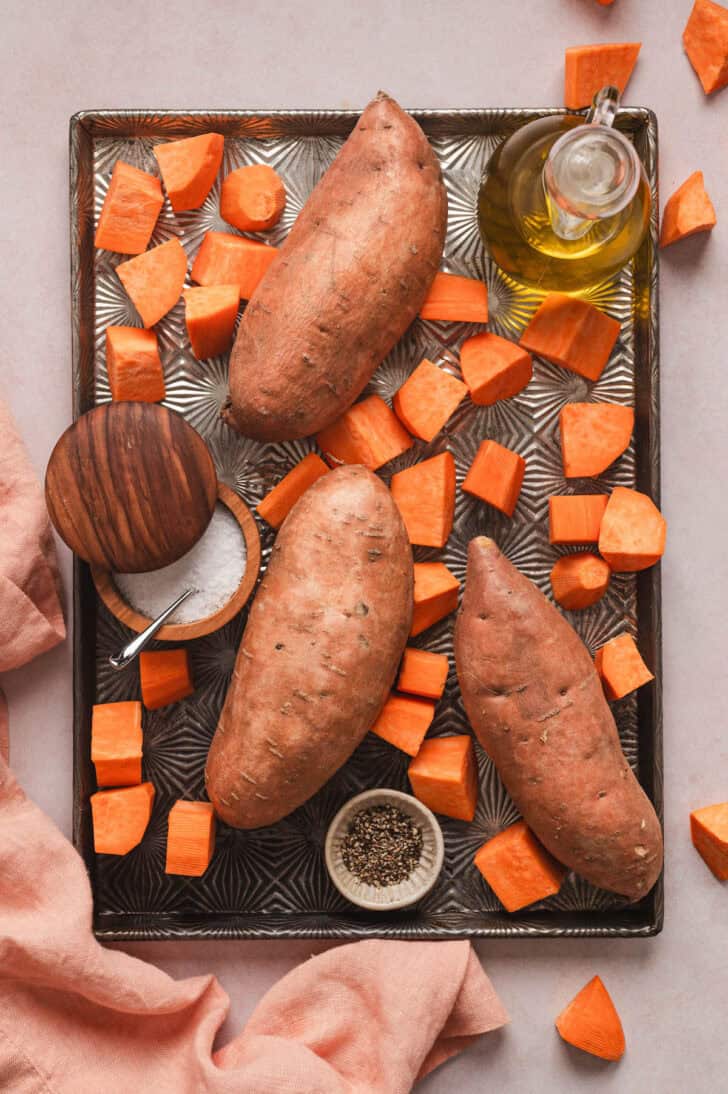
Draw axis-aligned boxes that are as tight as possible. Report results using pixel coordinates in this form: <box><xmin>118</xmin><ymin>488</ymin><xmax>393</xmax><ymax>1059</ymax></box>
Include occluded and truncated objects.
<box><xmin>45</xmin><ymin>402</ymin><xmax>217</xmax><ymax>573</ymax></box>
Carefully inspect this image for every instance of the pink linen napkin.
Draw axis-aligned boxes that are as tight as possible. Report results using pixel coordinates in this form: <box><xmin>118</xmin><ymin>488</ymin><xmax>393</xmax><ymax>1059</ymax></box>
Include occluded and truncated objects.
<box><xmin>0</xmin><ymin>757</ymin><xmax>508</xmax><ymax>1093</ymax></box>
<box><xmin>0</xmin><ymin>397</ymin><xmax>66</xmax><ymax>761</ymax></box>
<box><xmin>0</xmin><ymin>402</ymin><xmax>509</xmax><ymax>1092</ymax></box>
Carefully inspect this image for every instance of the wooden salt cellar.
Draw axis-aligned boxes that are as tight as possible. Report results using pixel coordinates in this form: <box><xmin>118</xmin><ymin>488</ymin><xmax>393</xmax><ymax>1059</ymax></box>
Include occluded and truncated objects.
<box><xmin>45</xmin><ymin>402</ymin><xmax>217</xmax><ymax>573</ymax></box>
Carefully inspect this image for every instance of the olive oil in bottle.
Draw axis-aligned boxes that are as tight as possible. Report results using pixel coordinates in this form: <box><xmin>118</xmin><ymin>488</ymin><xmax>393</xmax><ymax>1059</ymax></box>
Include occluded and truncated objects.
<box><xmin>478</xmin><ymin>88</ymin><xmax>651</xmax><ymax>292</ymax></box>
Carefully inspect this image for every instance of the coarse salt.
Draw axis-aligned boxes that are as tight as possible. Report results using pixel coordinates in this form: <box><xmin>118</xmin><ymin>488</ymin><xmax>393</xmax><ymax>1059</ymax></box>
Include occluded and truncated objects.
<box><xmin>114</xmin><ymin>503</ymin><xmax>247</xmax><ymax>624</ymax></box>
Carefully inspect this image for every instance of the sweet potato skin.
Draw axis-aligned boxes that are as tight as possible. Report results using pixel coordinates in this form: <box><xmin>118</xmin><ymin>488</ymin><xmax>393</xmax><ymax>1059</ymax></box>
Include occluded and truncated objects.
<box><xmin>225</xmin><ymin>92</ymin><xmax>447</xmax><ymax>441</ymax></box>
<box><xmin>206</xmin><ymin>466</ymin><xmax>413</xmax><ymax>828</ymax></box>
<box><xmin>454</xmin><ymin>537</ymin><xmax>662</xmax><ymax>901</ymax></box>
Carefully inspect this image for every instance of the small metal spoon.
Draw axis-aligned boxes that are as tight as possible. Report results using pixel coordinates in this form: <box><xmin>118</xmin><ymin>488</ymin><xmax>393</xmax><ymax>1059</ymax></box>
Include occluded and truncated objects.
<box><xmin>108</xmin><ymin>588</ymin><xmax>195</xmax><ymax>670</ymax></box>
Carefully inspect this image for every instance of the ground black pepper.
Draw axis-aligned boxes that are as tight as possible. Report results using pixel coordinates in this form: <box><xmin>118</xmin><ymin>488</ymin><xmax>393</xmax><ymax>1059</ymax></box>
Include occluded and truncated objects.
<box><xmin>341</xmin><ymin>804</ymin><xmax>423</xmax><ymax>887</ymax></box>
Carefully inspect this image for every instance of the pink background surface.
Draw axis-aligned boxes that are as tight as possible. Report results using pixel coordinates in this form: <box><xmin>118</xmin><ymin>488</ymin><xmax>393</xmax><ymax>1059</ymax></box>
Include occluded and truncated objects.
<box><xmin>2</xmin><ymin>0</ymin><xmax>727</xmax><ymax>1089</ymax></box>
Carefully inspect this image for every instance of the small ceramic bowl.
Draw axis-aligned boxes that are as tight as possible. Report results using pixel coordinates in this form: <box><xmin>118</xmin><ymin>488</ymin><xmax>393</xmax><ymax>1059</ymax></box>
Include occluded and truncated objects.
<box><xmin>91</xmin><ymin>483</ymin><xmax>261</xmax><ymax>641</ymax></box>
<box><xmin>325</xmin><ymin>788</ymin><xmax>444</xmax><ymax>911</ymax></box>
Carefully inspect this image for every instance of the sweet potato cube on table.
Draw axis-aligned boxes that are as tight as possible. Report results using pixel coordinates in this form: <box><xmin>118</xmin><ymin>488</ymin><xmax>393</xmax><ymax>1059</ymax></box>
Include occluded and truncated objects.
<box><xmin>419</xmin><ymin>272</ymin><xmax>488</xmax><ymax>323</ymax></box>
<box><xmin>520</xmin><ymin>294</ymin><xmax>620</xmax><ymax>383</ymax></box>
<box><xmin>392</xmin><ymin>359</ymin><xmax>467</xmax><ymax>441</ymax></box>
<box><xmin>165</xmin><ymin>800</ymin><xmax>216</xmax><ymax>877</ymax></box>
<box><xmin>683</xmin><ymin>0</ymin><xmax>728</xmax><ymax>95</ymax></box>
<box><xmin>549</xmin><ymin>495</ymin><xmax>608</xmax><ymax>544</ymax></box>
<box><xmin>550</xmin><ymin>553</ymin><xmax>611</xmax><ymax>611</ymax></box>
<box><xmin>463</xmin><ymin>440</ymin><xmax>526</xmax><ymax>517</ymax></box>
<box><xmin>91</xmin><ymin>782</ymin><xmax>155</xmax><ymax>856</ymax></box>
<box><xmin>460</xmin><ymin>332</ymin><xmax>532</xmax><ymax>406</ymax></box>
<box><xmin>411</xmin><ymin>562</ymin><xmax>460</xmax><ymax>637</ymax></box>
<box><xmin>690</xmin><ymin>803</ymin><xmax>728</xmax><ymax>880</ymax></box>
<box><xmin>564</xmin><ymin>43</ymin><xmax>641</xmax><ymax>109</ymax></box>
<box><xmin>105</xmin><ymin>326</ymin><xmax>166</xmax><ymax>403</ymax></box>
<box><xmin>595</xmin><ymin>634</ymin><xmax>654</xmax><ymax>700</ymax></box>
<box><xmin>474</xmin><ymin>820</ymin><xmax>566</xmax><ymax>912</ymax></box>
<box><xmin>257</xmin><ymin>453</ymin><xmax>329</xmax><ymax>529</ymax></box>
<box><xmin>598</xmin><ymin>486</ymin><xmax>666</xmax><ymax>571</ymax></box>
<box><xmin>370</xmin><ymin>693</ymin><xmax>436</xmax><ymax>756</ymax></box>
<box><xmin>154</xmin><ymin>133</ymin><xmax>224</xmax><ymax>212</ymax></box>
<box><xmin>91</xmin><ymin>700</ymin><xmax>143</xmax><ymax>787</ymax></box>
<box><xmin>117</xmin><ymin>238</ymin><xmax>188</xmax><ymax>328</ymax></box>
<box><xmin>183</xmin><ymin>285</ymin><xmax>239</xmax><ymax>360</ymax></box>
<box><xmin>191</xmin><ymin>231</ymin><xmax>277</xmax><ymax>300</ymax></box>
<box><xmin>397</xmin><ymin>648</ymin><xmax>449</xmax><ymax>700</ymax></box>
<box><xmin>560</xmin><ymin>403</ymin><xmax>634</xmax><ymax>478</ymax></box>
<box><xmin>390</xmin><ymin>452</ymin><xmax>456</xmax><ymax>548</ymax></box>
<box><xmin>221</xmin><ymin>164</ymin><xmax>286</xmax><ymax>232</ymax></box>
<box><xmin>316</xmin><ymin>395</ymin><xmax>413</xmax><ymax>471</ymax></box>
<box><xmin>555</xmin><ymin>976</ymin><xmax>626</xmax><ymax>1062</ymax></box>
<box><xmin>408</xmin><ymin>735</ymin><xmax>478</xmax><ymax>822</ymax></box>
<box><xmin>94</xmin><ymin>161</ymin><xmax>164</xmax><ymax>255</ymax></box>
<box><xmin>659</xmin><ymin>171</ymin><xmax>717</xmax><ymax>248</ymax></box>
<box><xmin>140</xmin><ymin>649</ymin><xmax>194</xmax><ymax>710</ymax></box>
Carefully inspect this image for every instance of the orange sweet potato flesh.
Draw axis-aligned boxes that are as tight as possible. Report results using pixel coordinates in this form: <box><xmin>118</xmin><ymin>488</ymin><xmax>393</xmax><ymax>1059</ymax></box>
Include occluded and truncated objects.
<box><xmin>683</xmin><ymin>0</ymin><xmax>728</xmax><ymax>95</ymax></box>
<box><xmin>153</xmin><ymin>133</ymin><xmax>224</xmax><ymax>212</ymax></box>
<box><xmin>191</xmin><ymin>232</ymin><xmax>277</xmax><ymax>300</ymax></box>
<box><xmin>220</xmin><ymin>164</ymin><xmax>286</xmax><ymax>232</ymax></box>
<box><xmin>397</xmin><ymin>648</ymin><xmax>449</xmax><ymax>700</ymax></box>
<box><xmin>455</xmin><ymin>537</ymin><xmax>663</xmax><ymax>900</ymax></box>
<box><xmin>257</xmin><ymin>453</ymin><xmax>329</xmax><ymax>529</ymax></box>
<box><xmin>690</xmin><ymin>803</ymin><xmax>728</xmax><ymax>879</ymax></box>
<box><xmin>392</xmin><ymin>359</ymin><xmax>467</xmax><ymax>442</ymax></box>
<box><xmin>95</xmin><ymin>161</ymin><xmax>164</xmax><ymax>254</ymax></box>
<box><xmin>206</xmin><ymin>468</ymin><xmax>413</xmax><ymax>828</ymax></box>
<box><xmin>463</xmin><ymin>440</ymin><xmax>526</xmax><ymax>517</ymax></box>
<box><xmin>140</xmin><ymin>649</ymin><xmax>194</xmax><ymax>710</ymax></box>
<box><xmin>165</xmin><ymin>800</ymin><xmax>216</xmax><ymax>877</ymax></box>
<box><xmin>116</xmin><ymin>238</ymin><xmax>187</xmax><ymax>328</ymax></box>
<box><xmin>549</xmin><ymin>495</ymin><xmax>609</xmax><ymax>544</ymax></box>
<box><xmin>550</xmin><ymin>553</ymin><xmax>611</xmax><ymax>611</ymax></box>
<box><xmin>91</xmin><ymin>701</ymin><xmax>143</xmax><ymax>787</ymax></box>
<box><xmin>595</xmin><ymin>634</ymin><xmax>653</xmax><ymax>700</ymax></box>
<box><xmin>660</xmin><ymin>171</ymin><xmax>717</xmax><ymax>248</ymax></box>
<box><xmin>316</xmin><ymin>395</ymin><xmax>413</xmax><ymax>471</ymax></box>
<box><xmin>408</xmin><ymin>735</ymin><xmax>478</xmax><ymax>821</ymax></box>
<box><xmin>226</xmin><ymin>94</ymin><xmax>447</xmax><ymax>443</ymax></box>
<box><xmin>390</xmin><ymin>452</ymin><xmax>456</xmax><ymax>548</ymax></box>
<box><xmin>105</xmin><ymin>326</ymin><xmax>166</xmax><ymax>402</ymax></box>
<box><xmin>183</xmin><ymin>285</ymin><xmax>239</xmax><ymax>360</ymax></box>
<box><xmin>560</xmin><ymin>403</ymin><xmax>634</xmax><ymax>477</ymax></box>
<box><xmin>371</xmin><ymin>693</ymin><xmax>436</xmax><ymax>756</ymax></box>
<box><xmin>598</xmin><ymin>486</ymin><xmax>666</xmax><ymax>571</ymax></box>
<box><xmin>411</xmin><ymin>562</ymin><xmax>460</xmax><ymax>637</ymax></box>
<box><xmin>460</xmin><ymin>332</ymin><xmax>532</xmax><ymax>406</ymax></box>
<box><xmin>564</xmin><ymin>43</ymin><xmax>641</xmax><ymax>109</ymax></box>
<box><xmin>474</xmin><ymin>820</ymin><xmax>566</xmax><ymax>912</ymax></box>
<box><xmin>556</xmin><ymin>976</ymin><xmax>626</xmax><ymax>1061</ymax></box>
<box><xmin>91</xmin><ymin>782</ymin><xmax>155</xmax><ymax>855</ymax></box>
<box><xmin>520</xmin><ymin>294</ymin><xmax>620</xmax><ymax>382</ymax></box>
<box><xmin>419</xmin><ymin>271</ymin><xmax>489</xmax><ymax>323</ymax></box>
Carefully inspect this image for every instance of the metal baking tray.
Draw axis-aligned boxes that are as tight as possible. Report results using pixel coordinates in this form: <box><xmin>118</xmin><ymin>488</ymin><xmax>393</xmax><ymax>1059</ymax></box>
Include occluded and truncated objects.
<box><xmin>70</xmin><ymin>107</ymin><xmax>662</xmax><ymax>940</ymax></box>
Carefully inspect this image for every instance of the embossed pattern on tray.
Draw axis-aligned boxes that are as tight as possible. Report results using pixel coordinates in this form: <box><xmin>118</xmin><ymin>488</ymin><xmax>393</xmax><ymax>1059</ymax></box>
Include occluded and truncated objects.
<box><xmin>70</xmin><ymin>108</ymin><xmax>662</xmax><ymax>939</ymax></box>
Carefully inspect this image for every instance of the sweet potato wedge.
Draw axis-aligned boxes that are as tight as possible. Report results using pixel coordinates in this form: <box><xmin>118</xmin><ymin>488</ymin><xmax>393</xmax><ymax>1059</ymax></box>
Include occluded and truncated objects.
<box><xmin>556</xmin><ymin>976</ymin><xmax>625</xmax><ymax>1061</ymax></box>
<box><xmin>390</xmin><ymin>452</ymin><xmax>456</xmax><ymax>548</ymax></box>
<box><xmin>206</xmin><ymin>467</ymin><xmax>413</xmax><ymax>828</ymax></box>
<box><xmin>560</xmin><ymin>403</ymin><xmax>634</xmax><ymax>477</ymax></box>
<box><xmin>224</xmin><ymin>93</ymin><xmax>447</xmax><ymax>442</ymax></box>
<box><xmin>520</xmin><ymin>294</ymin><xmax>620</xmax><ymax>382</ymax></box>
<box><xmin>660</xmin><ymin>171</ymin><xmax>717</xmax><ymax>248</ymax></box>
<box><xmin>598</xmin><ymin>486</ymin><xmax>666</xmax><ymax>571</ymax></box>
<box><xmin>454</xmin><ymin>537</ymin><xmax>663</xmax><ymax>900</ymax></box>
<box><xmin>474</xmin><ymin>820</ymin><xmax>566</xmax><ymax>911</ymax></box>
<box><xmin>683</xmin><ymin>0</ymin><xmax>728</xmax><ymax>95</ymax></box>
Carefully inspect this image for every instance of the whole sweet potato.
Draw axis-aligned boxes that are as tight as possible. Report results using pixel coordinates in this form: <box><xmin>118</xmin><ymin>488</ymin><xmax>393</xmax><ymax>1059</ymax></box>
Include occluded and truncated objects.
<box><xmin>224</xmin><ymin>92</ymin><xmax>447</xmax><ymax>442</ymax></box>
<box><xmin>455</xmin><ymin>537</ymin><xmax>662</xmax><ymax>901</ymax></box>
<box><xmin>206</xmin><ymin>466</ymin><xmax>413</xmax><ymax>828</ymax></box>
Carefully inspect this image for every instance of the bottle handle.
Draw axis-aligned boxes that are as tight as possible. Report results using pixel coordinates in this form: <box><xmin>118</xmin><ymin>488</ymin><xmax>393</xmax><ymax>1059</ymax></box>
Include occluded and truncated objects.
<box><xmin>586</xmin><ymin>85</ymin><xmax>620</xmax><ymax>129</ymax></box>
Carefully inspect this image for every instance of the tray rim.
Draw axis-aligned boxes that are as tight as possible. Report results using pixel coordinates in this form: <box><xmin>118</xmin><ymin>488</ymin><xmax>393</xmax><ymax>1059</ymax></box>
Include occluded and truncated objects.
<box><xmin>70</xmin><ymin>106</ymin><xmax>662</xmax><ymax>942</ymax></box>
